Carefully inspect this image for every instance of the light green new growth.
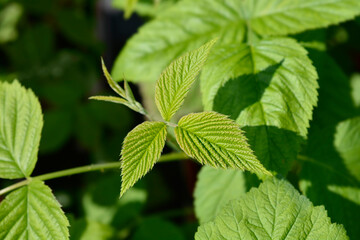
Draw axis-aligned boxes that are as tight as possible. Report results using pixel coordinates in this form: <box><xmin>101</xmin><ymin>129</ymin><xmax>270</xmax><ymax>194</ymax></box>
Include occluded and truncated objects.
<box><xmin>194</xmin><ymin>166</ymin><xmax>246</xmax><ymax>224</ymax></box>
<box><xmin>155</xmin><ymin>39</ymin><xmax>216</xmax><ymax>122</ymax></box>
<box><xmin>0</xmin><ymin>80</ymin><xmax>43</xmax><ymax>179</ymax></box>
<box><xmin>0</xmin><ymin>180</ymin><xmax>69</xmax><ymax>240</ymax></box>
<box><xmin>175</xmin><ymin>112</ymin><xmax>270</xmax><ymax>176</ymax></box>
<box><xmin>195</xmin><ymin>178</ymin><xmax>349</xmax><ymax>240</ymax></box>
<box><xmin>112</xmin><ymin>0</ymin><xmax>360</xmax><ymax>82</ymax></box>
<box><xmin>90</xmin><ymin>59</ymin><xmax>146</xmax><ymax>115</ymax></box>
<box><xmin>120</xmin><ymin>121</ymin><xmax>167</xmax><ymax>197</ymax></box>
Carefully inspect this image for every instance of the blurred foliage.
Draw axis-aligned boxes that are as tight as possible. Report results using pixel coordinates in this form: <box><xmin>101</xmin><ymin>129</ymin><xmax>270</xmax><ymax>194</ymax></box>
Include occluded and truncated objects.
<box><xmin>112</xmin><ymin>0</ymin><xmax>179</xmax><ymax>18</ymax></box>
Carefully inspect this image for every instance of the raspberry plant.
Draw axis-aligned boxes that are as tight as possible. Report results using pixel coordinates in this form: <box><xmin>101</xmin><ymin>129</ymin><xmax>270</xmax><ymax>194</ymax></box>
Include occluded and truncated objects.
<box><xmin>1</xmin><ymin>0</ymin><xmax>360</xmax><ymax>239</ymax></box>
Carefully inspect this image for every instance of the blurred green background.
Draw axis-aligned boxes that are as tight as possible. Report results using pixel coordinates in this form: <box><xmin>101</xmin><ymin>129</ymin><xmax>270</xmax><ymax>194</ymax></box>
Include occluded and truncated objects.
<box><xmin>0</xmin><ymin>0</ymin><xmax>359</xmax><ymax>239</ymax></box>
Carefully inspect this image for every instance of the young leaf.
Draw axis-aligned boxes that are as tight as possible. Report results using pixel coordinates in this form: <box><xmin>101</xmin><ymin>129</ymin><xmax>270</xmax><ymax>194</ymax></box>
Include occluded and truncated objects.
<box><xmin>0</xmin><ymin>180</ymin><xmax>69</xmax><ymax>240</ymax></box>
<box><xmin>174</xmin><ymin>112</ymin><xmax>270</xmax><ymax>176</ymax></box>
<box><xmin>120</xmin><ymin>121</ymin><xmax>167</xmax><ymax>197</ymax></box>
<box><xmin>194</xmin><ymin>166</ymin><xmax>247</xmax><ymax>224</ymax></box>
<box><xmin>93</xmin><ymin>60</ymin><xmax>146</xmax><ymax>115</ymax></box>
<box><xmin>155</xmin><ymin>39</ymin><xmax>216</xmax><ymax>122</ymax></box>
<box><xmin>195</xmin><ymin>178</ymin><xmax>349</xmax><ymax>240</ymax></box>
<box><xmin>0</xmin><ymin>80</ymin><xmax>43</xmax><ymax>179</ymax></box>
<box><xmin>112</xmin><ymin>0</ymin><xmax>360</xmax><ymax>82</ymax></box>
<box><xmin>101</xmin><ymin>58</ymin><xmax>126</xmax><ymax>98</ymax></box>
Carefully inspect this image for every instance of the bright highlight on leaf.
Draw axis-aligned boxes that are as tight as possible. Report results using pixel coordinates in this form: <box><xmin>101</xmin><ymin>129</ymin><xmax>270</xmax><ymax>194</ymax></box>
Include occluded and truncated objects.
<box><xmin>246</xmin><ymin>0</ymin><xmax>360</xmax><ymax>36</ymax></box>
<box><xmin>175</xmin><ymin>112</ymin><xmax>270</xmax><ymax>176</ymax></box>
<box><xmin>155</xmin><ymin>39</ymin><xmax>216</xmax><ymax>122</ymax></box>
<box><xmin>112</xmin><ymin>0</ymin><xmax>360</xmax><ymax>82</ymax></box>
<box><xmin>195</xmin><ymin>178</ymin><xmax>349</xmax><ymax>240</ymax></box>
<box><xmin>120</xmin><ymin>121</ymin><xmax>167</xmax><ymax>197</ymax></box>
<box><xmin>0</xmin><ymin>80</ymin><xmax>43</xmax><ymax>179</ymax></box>
<box><xmin>0</xmin><ymin>180</ymin><xmax>69</xmax><ymax>240</ymax></box>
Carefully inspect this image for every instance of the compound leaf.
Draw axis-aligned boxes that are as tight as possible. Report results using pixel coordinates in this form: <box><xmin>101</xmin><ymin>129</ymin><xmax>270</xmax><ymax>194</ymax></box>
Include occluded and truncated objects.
<box><xmin>155</xmin><ymin>39</ymin><xmax>216</xmax><ymax>121</ymax></box>
<box><xmin>0</xmin><ymin>80</ymin><xmax>43</xmax><ymax>179</ymax></box>
<box><xmin>120</xmin><ymin>121</ymin><xmax>167</xmax><ymax>197</ymax></box>
<box><xmin>112</xmin><ymin>0</ymin><xmax>360</xmax><ymax>83</ymax></box>
<box><xmin>175</xmin><ymin>112</ymin><xmax>270</xmax><ymax>175</ymax></box>
<box><xmin>0</xmin><ymin>180</ymin><xmax>69</xmax><ymax>240</ymax></box>
<box><xmin>195</xmin><ymin>178</ymin><xmax>349</xmax><ymax>240</ymax></box>
<box><xmin>194</xmin><ymin>166</ymin><xmax>247</xmax><ymax>224</ymax></box>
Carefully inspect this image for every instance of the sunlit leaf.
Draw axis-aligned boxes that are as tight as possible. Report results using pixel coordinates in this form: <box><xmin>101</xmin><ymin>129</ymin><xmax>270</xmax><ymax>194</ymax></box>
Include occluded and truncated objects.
<box><xmin>112</xmin><ymin>0</ymin><xmax>360</xmax><ymax>82</ymax></box>
<box><xmin>0</xmin><ymin>180</ymin><xmax>69</xmax><ymax>240</ymax></box>
<box><xmin>195</xmin><ymin>178</ymin><xmax>349</xmax><ymax>240</ymax></box>
<box><xmin>175</xmin><ymin>112</ymin><xmax>270</xmax><ymax>175</ymax></box>
<box><xmin>120</xmin><ymin>121</ymin><xmax>167</xmax><ymax>197</ymax></box>
<box><xmin>0</xmin><ymin>80</ymin><xmax>43</xmax><ymax>179</ymax></box>
<box><xmin>155</xmin><ymin>39</ymin><xmax>216</xmax><ymax>121</ymax></box>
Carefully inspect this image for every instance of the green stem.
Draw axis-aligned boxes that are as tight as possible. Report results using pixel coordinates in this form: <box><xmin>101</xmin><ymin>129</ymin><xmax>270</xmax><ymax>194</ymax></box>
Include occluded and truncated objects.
<box><xmin>0</xmin><ymin>179</ymin><xmax>30</xmax><ymax>196</ymax></box>
<box><xmin>0</xmin><ymin>152</ymin><xmax>188</xmax><ymax>196</ymax></box>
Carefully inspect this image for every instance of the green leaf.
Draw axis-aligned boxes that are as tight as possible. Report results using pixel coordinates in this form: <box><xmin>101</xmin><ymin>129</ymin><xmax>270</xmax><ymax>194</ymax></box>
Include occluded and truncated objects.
<box><xmin>120</xmin><ymin>121</ymin><xmax>167</xmax><ymax>197</ymax></box>
<box><xmin>203</xmin><ymin>38</ymin><xmax>317</xmax><ymax>136</ymax></box>
<box><xmin>195</xmin><ymin>178</ymin><xmax>349</xmax><ymax>240</ymax></box>
<box><xmin>299</xmin><ymin>129</ymin><xmax>360</xmax><ymax>239</ymax></box>
<box><xmin>175</xmin><ymin>112</ymin><xmax>270</xmax><ymax>175</ymax></box>
<box><xmin>299</xmin><ymin>50</ymin><xmax>360</xmax><ymax>239</ymax></box>
<box><xmin>101</xmin><ymin>58</ymin><xmax>126</xmax><ymax>98</ymax></box>
<box><xmin>201</xmin><ymin>38</ymin><xmax>317</xmax><ymax>174</ymax></box>
<box><xmin>132</xmin><ymin>217</ymin><xmax>185</xmax><ymax>240</ymax></box>
<box><xmin>0</xmin><ymin>80</ymin><xmax>43</xmax><ymax>179</ymax></box>
<box><xmin>111</xmin><ymin>0</ymin><xmax>246</xmax><ymax>82</ymax></box>
<box><xmin>334</xmin><ymin>117</ymin><xmax>360</xmax><ymax>182</ymax></box>
<box><xmin>194</xmin><ymin>166</ymin><xmax>247</xmax><ymax>224</ymax></box>
<box><xmin>0</xmin><ymin>180</ymin><xmax>69</xmax><ymax>240</ymax></box>
<box><xmin>243</xmin><ymin>0</ymin><xmax>360</xmax><ymax>36</ymax></box>
<box><xmin>155</xmin><ymin>39</ymin><xmax>216</xmax><ymax>121</ymax></box>
<box><xmin>112</xmin><ymin>0</ymin><xmax>360</xmax><ymax>82</ymax></box>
